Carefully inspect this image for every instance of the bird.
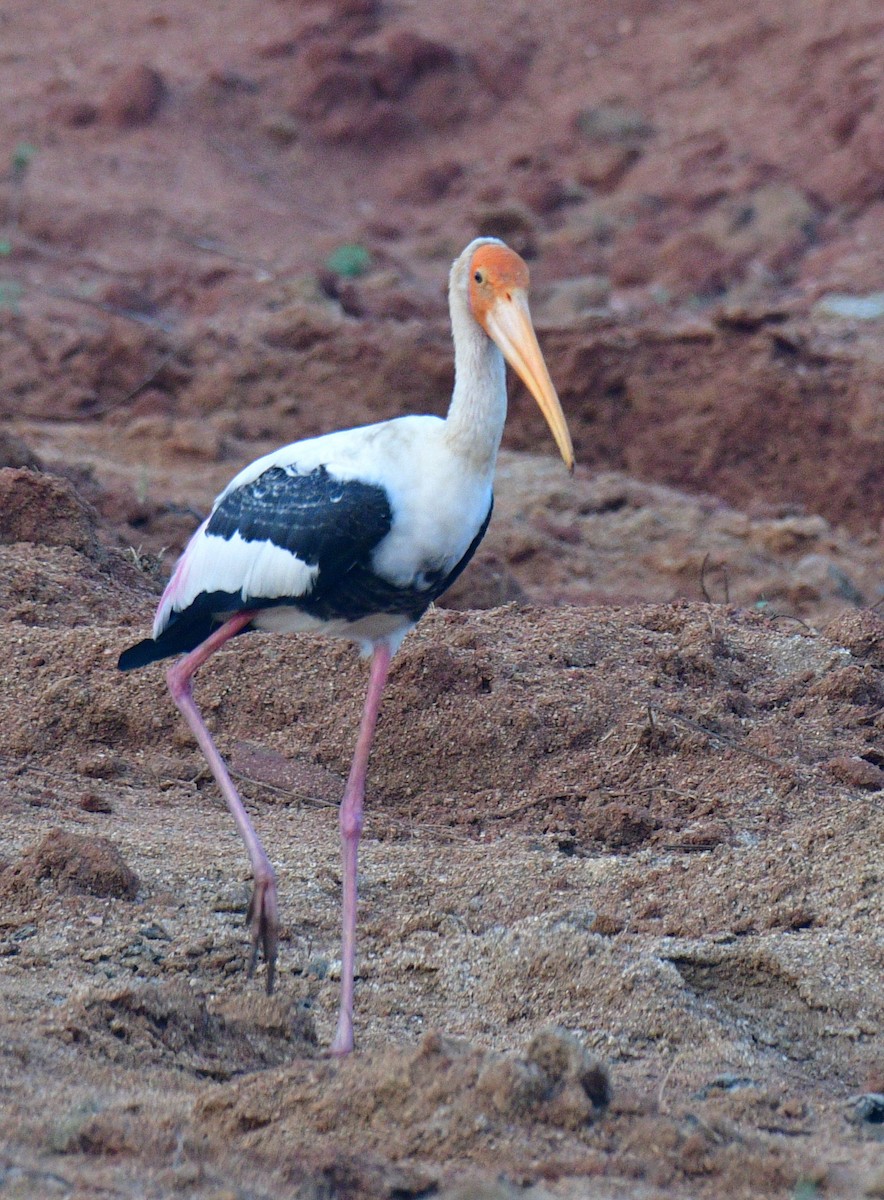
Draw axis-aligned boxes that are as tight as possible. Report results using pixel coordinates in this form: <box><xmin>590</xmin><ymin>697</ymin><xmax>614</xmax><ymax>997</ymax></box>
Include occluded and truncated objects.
<box><xmin>118</xmin><ymin>237</ymin><xmax>574</xmax><ymax>1055</ymax></box>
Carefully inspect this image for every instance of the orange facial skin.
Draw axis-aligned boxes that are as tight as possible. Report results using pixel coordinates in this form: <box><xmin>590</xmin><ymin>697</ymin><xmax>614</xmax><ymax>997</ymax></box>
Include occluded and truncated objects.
<box><xmin>468</xmin><ymin>243</ymin><xmax>531</xmax><ymax>325</ymax></box>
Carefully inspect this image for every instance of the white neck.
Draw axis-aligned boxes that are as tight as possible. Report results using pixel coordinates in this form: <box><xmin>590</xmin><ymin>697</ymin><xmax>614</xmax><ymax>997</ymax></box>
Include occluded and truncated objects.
<box><xmin>443</xmin><ymin>284</ymin><xmax>507</xmax><ymax>476</ymax></box>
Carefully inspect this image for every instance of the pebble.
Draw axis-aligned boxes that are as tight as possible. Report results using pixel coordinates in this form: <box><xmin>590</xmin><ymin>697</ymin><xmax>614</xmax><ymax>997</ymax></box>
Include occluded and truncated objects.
<box><xmin>846</xmin><ymin>1093</ymin><xmax>884</xmax><ymax>1126</ymax></box>
<box><xmin>826</xmin><ymin>756</ymin><xmax>884</xmax><ymax>791</ymax></box>
<box><xmin>574</xmin><ymin>103</ymin><xmax>654</xmax><ymax>144</ymax></box>
<box><xmin>815</xmin><ymin>292</ymin><xmax>884</xmax><ymax>321</ymax></box>
<box><xmin>102</xmin><ymin>65</ymin><xmax>165</xmax><ymax>128</ymax></box>
<box><xmin>138</xmin><ymin>923</ymin><xmax>170</xmax><ymax>941</ymax></box>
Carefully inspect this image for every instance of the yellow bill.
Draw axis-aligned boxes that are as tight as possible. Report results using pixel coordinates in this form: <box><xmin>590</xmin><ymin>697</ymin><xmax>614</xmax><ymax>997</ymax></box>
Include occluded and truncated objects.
<box><xmin>483</xmin><ymin>289</ymin><xmax>575</xmax><ymax>472</ymax></box>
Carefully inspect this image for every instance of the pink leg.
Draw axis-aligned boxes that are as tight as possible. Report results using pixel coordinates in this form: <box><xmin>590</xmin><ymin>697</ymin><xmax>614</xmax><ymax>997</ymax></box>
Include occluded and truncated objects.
<box><xmin>330</xmin><ymin>641</ymin><xmax>393</xmax><ymax>1056</ymax></box>
<box><xmin>166</xmin><ymin>611</ymin><xmax>280</xmax><ymax>992</ymax></box>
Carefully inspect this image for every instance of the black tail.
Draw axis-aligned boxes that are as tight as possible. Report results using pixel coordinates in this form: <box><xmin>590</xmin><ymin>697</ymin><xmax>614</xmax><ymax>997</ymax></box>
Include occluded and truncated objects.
<box><xmin>117</xmin><ymin>622</ymin><xmax>214</xmax><ymax>671</ymax></box>
<box><xmin>117</xmin><ymin>590</ymin><xmax>259</xmax><ymax>671</ymax></box>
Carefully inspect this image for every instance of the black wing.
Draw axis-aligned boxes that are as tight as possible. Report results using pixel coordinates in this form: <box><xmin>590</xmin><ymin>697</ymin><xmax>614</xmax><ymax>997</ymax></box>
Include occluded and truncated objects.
<box><xmin>207</xmin><ymin>463</ymin><xmax>394</xmax><ymax>574</ymax></box>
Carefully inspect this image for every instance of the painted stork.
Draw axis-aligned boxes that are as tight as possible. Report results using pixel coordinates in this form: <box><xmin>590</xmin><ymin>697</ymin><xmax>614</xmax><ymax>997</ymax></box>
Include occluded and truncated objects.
<box><xmin>118</xmin><ymin>237</ymin><xmax>574</xmax><ymax>1055</ymax></box>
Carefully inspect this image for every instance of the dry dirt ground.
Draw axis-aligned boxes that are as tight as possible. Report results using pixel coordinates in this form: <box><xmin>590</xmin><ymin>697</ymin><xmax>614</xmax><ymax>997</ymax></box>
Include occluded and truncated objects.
<box><xmin>1</xmin><ymin>1</ymin><xmax>883</xmax><ymax>1197</ymax></box>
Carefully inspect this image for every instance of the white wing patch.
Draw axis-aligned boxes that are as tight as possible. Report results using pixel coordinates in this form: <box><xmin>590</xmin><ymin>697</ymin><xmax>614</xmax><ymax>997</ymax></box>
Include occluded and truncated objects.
<box><xmin>153</xmin><ymin>528</ymin><xmax>318</xmax><ymax>638</ymax></box>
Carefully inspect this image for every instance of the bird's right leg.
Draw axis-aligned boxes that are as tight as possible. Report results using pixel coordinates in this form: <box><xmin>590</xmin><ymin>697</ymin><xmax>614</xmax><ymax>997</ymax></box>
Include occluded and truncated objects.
<box><xmin>165</xmin><ymin>610</ymin><xmax>280</xmax><ymax>992</ymax></box>
<box><xmin>330</xmin><ymin>640</ymin><xmax>393</xmax><ymax>1057</ymax></box>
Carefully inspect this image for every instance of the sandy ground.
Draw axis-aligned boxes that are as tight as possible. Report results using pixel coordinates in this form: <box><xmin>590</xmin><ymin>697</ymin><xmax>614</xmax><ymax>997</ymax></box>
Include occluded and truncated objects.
<box><xmin>0</xmin><ymin>0</ymin><xmax>883</xmax><ymax>1197</ymax></box>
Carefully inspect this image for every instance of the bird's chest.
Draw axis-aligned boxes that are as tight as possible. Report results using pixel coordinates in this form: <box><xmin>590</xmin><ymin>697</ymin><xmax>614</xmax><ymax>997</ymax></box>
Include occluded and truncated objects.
<box><xmin>373</xmin><ymin>468</ymin><xmax>493</xmax><ymax>588</ymax></box>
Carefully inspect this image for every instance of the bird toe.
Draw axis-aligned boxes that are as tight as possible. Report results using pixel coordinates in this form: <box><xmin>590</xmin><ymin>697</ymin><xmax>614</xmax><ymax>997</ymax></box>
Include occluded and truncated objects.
<box><xmin>246</xmin><ymin>878</ymin><xmax>279</xmax><ymax>994</ymax></box>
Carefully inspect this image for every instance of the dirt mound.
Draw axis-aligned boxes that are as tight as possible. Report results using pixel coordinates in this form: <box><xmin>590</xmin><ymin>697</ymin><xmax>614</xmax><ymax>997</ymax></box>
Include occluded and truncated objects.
<box><xmin>1</xmin><ymin>828</ymin><xmax>140</xmax><ymax>901</ymax></box>
<box><xmin>0</xmin><ymin>467</ymin><xmax>100</xmax><ymax>554</ymax></box>
<box><xmin>198</xmin><ymin>1027</ymin><xmax>609</xmax><ymax>1162</ymax></box>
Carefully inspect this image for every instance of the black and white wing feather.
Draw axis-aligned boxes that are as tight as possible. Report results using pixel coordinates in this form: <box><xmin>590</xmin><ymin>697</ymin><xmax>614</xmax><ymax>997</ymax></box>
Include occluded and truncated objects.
<box><xmin>118</xmin><ymin>464</ymin><xmax>395</xmax><ymax>669</ymax></box>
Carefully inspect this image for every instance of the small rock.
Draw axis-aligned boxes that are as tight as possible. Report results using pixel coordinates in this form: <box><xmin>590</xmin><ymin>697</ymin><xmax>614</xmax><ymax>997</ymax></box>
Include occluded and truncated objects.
<box><xmin>396</xmin><ymin>159</ymin><xmax>463</xmax><ymax>203</ymax></box>
<box><xmin>373</xmin><ymin>30</ymin><xmax>456</xmax><ymax>97</ymax></box>
<box><xmin>75</xmin><ymin>752</ymin><xmax>122</xmax><ymax>780</ymax></box>
<box><xmin>408</xmin><ymin>69</ymin><xmax>472</xmax><ymax>130</ymax></box>
<box><xmin>475</xmin><ymin>1055</ymin><xmax>548</xmax><ymax>1117</ymax></box>
<box><xmin>810</xmin><ymin>665</ymin><xmax>882</xmax><ymax>706</ymax></box>
<box><xmin>609</xmin><ymin>222</ymin><xmax>661</xmax><ymax>287</ymax></box>
<box><xmin>436</xmin><ymin>1181</ymin><xmax>527</xmax><ymax>1200</ymax></box>
<box><xmin>212</xmin><ymin>884</ymin><xmax>249</xmax><ymax>914</ymax></box>
<box><xmin>584</xmin><ymin>800</ymin><xmax>657</xmax><ymax>848</ymax></box>
<box><xmin>675</xmin><ymin>820</ymin><xmax>733</xmax><ymax>850</ymax></box>
<box><xmin>574</xmin><ymin>103</ymin><xmax>654</xmax><ymax>145</ymax></box>
<box><xmin>656</xmin><ymin>230</ymin><xmax>735</xmax><ymax>296</ymax></box>
<box><xmin>794</xmin><ymin>555</ymin><xmax>864</xmax><ymax>605</ymax></box>
<box><xmin>525</xmin><ymin>1026</ymin><xmax>611</xmax><ymax>1109</ymax></box>
<box><xmin>517</xmin><ymin>170</ymin><xmax>569</xmax><ymax>215</ymax></box>
<box><xmin>99</xmin><ymin>281</ymin><xmax>157</xmax><ymax>317</ymax></box>
<box><xmin>706</xmin><ymin>185</ymin><xmax>817</xmax><ymax>262</ymax></box>
<box><xmin>863</xmin><ymin>1164</ymin><xmax>884</xmax><ymax>1197</ymax></box>
<box><xmin>575</xmin><ymin>142</ymin><xmax>640</xmax><ymax>190</ymax></box>
<box><xmin>260</xmin><ymin>306</ymin><xmax>340</xmax><ymax>353</ymax></box>
<box><xmin>48</xmin><ymin>1102</ymin><xmax>103</xmax><ymax>1154</ymax></box>
<box><xmin>590</xmin><ymin>911</ymin><xmax>625</xmax><ymax>936</ymax></box>
<box><xmin>261</xmin><ymin>112</ymin><xmax>300</xmax><ymax>146</ymax></box>
<box><xmin>139</xmin><ymin>923</ymin><xmax>171</xmax><ymax>941</ymax></box>
<box><xmin>166</xmin><ymin>418</ymin><xmax>227</xmax><ymax>462</ymax></box>
<box><xmin>855</xmin><ymin>111</ymin><xmax>884</xmax><ymax>174</ymax></box>
<box><xmin>0</xmin><ymin>431</ymin><xmax>42</xmax><ymax>471</ymax></box>
<box><xmin>846</xmin><ymin>1093</ymin><xmax>884</xmax><ymax>1126</ymax></box>
<box><xmin>288</xmin><ymin>26</ymin><xmax>471</xmax><ymax>144</ymax></box>
<box><xmin>754</xmin><ymin>514</ymin><xmax>827</xmax><ymax>554</ymax></box>
<box><xmin>0</xmin><ymin>1165</ymin><xmax>70</xmax><ymax>1195</ymax></box>
<box><xmin>79</xmin><ymin>792</ymin><xmax>114</xmax><ymax>814</ymax></box>
<box><xmin>474</xmin><ymin>36</ymin><xmax>535</xmax><ymax>99</ymax></box>
<box><xmin>328</xmin><ymin>0</ymin><xmax>380</xmax><ymax>22</ymax></box>
<box><xmin>544</xmin><ymin>1078</ymin><xmax>595</xmax><ymax>1129</ymax></box>
<box><xmin>769</xmin><ymin>904</ymin><xmax>815</xmax><ymax>931</ymax></box>
<box><xmin>206</xmin><ymin>68</ymin><xmax>261</xmax><ymax>93</ymax></box>
<box><xmin>826</xmin><ymin>756</ymin><xmax>884</xmax><ymax>791</ymax></box>
<box><xmin>102</xmin><ymin>65</ymin><xmax>165</xmax><ymax>128</ymax></box>
<box><xmin>815</xmin><ymin>292</ymin><xmax>884</xmax><ymax>321</ymax></box>
<box><xmin>704</xmin><ymin>1073</ymin><xmax>756</xmax><ymax>1094</ymax></box>
<box><xmin>534</xmin><ymin>276</ymin><xmax>611</xmax><ymax>326</ymax></box>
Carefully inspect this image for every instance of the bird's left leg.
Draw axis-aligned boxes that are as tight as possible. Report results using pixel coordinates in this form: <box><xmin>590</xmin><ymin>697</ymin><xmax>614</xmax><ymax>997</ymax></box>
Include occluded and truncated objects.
<box><xmin>165</xmin><ymin>610</ymin><xmax>280</xmax><ymax>992</ymax></box>
<box><xmin>330</xmin><ymin>640</ymin><xmax>393</xmax><ymax>1057</ymax></box>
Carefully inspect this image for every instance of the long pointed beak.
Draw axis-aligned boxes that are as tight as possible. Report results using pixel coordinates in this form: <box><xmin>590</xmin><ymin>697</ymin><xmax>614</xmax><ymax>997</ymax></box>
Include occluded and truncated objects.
<box><xmin>483</xmin><ymin>289</ymin><xmax>575</xmax><ymax>472</ymax></box>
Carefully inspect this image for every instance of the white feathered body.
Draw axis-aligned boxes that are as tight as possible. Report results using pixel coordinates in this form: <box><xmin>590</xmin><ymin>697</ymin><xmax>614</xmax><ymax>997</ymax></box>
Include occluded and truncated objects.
<box><xmin>154</xmin><ymin>412</ymin><xmax>497</xmax><ymax>652</ymax></box>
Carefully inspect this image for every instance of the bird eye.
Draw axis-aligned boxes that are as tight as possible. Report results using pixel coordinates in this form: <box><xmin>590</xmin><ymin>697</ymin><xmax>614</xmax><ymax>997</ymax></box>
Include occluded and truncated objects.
<box><xmin>474</xmin><ymin>270</ymin><xmax>484</xmax><ymax>284</ymax></box>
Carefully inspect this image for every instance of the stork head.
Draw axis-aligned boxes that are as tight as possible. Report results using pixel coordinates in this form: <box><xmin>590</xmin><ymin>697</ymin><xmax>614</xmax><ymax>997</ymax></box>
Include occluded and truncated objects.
<box><xmin>457</xmin><ymin>238</ymin><xmax>575</xmax><ymax>472</ymax></box>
